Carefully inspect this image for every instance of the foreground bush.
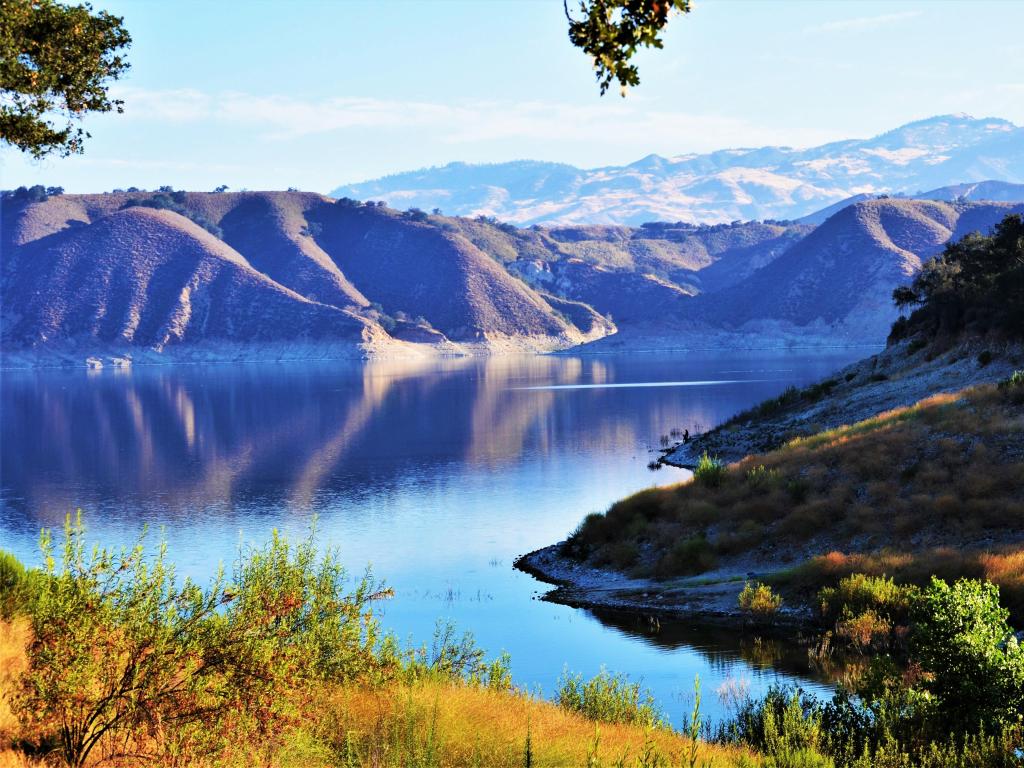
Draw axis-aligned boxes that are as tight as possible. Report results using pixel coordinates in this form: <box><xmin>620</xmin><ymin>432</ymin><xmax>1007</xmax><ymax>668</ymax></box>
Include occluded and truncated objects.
<box><xmin>718</xmin><ymin>576</ymin><xmax>1024</xmax><ymax>767</ymax></box>
<box><xmin>555</xmin><ymin>667</ymin><xmax>662</xmax><ymax>728</ymax></box>
<box><xmin>14</xmin><ymin>513</ymin><xmax>392</xmax><ymax>767</ymax></box>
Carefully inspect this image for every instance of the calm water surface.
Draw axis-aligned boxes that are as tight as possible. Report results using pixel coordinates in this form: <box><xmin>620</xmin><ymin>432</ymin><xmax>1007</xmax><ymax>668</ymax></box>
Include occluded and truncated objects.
<box><xmin>0</xmin><ymin>349</ymin><xmax>871</xmax><ymax>724</ymax></box>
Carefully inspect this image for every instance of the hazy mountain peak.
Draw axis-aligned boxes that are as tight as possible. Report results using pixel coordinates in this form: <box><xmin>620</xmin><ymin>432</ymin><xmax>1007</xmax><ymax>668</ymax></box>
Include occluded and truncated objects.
<box><xmin>332</xmin><ymin>115</ymin><xmax>1024</xmax><ymax>226</ymax></box>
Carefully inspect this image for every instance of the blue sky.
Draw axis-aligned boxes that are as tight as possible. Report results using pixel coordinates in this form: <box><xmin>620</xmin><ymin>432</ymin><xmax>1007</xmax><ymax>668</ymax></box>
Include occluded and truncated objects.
<box><xmin>4</xmin><ymin>0</ymin><xmax>1024</xmax><ymax>193</ymax></box>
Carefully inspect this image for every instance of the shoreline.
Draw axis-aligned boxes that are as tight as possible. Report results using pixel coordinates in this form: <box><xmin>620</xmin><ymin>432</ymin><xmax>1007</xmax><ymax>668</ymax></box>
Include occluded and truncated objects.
<box><xmin>513</xmin><ymin>543</ymin><xmax>814</xmax><ymax>631</ymax></box>
<box><xmin>0</xmin><ymin>336</ymin><xmax>884</xmax><ymax>371</ymax></box>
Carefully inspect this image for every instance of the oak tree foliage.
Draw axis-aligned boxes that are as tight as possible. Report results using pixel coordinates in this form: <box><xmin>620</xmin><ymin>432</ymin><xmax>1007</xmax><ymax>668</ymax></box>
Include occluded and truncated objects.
<box><xmin>0</xmin><ymin>0</ymin><xmax>131</xmax><ymax>157</ymax></box>
<box><xmin>565</xmin><ymin>0</ymin><xmax>691</xmax><ymax>95</ymax></box>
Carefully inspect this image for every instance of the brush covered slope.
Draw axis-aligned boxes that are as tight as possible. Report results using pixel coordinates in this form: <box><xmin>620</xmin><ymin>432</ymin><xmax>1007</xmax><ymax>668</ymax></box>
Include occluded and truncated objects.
<box><xmin>522</xmin><ymin>213</ymin><xmax>1024</xmax><ymax>623</ymax></box>
<box><xmin>0</xmin><ymin>191</ymin><xmax>611</xmax><ymax>365</ymax></box>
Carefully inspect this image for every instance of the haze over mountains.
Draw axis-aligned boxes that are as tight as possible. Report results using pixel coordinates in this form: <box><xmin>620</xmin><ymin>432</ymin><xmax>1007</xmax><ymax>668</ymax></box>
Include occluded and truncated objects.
<box><xmin>332</xmin><ymin>115</ymin><xmax>1024</xmax><ymax>226</ymax></box>
<box><xmin>3</xmin><ymin>187</ymin><xmax>1022</xmax><ymax>366</ymax></box>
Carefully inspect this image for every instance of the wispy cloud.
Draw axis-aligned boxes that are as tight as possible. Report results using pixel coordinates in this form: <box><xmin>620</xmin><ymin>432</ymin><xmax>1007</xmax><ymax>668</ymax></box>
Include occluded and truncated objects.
<box><xmin>805</xmin><ymin>10</ymin><xmax>922</xmax><ymax>34</ymax></box>
<box><xmin>109</xmin><ymin>87</ymin><xmax>840</xmax><ymax>154</ymax></box>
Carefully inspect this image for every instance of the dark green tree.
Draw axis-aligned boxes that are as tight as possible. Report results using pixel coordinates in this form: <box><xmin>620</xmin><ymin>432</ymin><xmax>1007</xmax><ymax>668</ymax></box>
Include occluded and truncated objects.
<box><xmin>0</xmin><ymin>0</ymin><xmax>131</xmax><ymax>158</ymax></box>
<box><xmin>566</xmin><ymin>0</ymin><xmax>690</xmax><ymax>95</ymax></box>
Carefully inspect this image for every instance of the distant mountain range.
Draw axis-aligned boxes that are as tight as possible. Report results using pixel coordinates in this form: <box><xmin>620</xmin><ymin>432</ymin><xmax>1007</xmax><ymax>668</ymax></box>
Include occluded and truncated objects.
<box><xmin>331</xmin><ymin>114</ymin><xmax>1024</xmax><ymax>226</ymax></box>
<box><xmin>3</xmin><ymin>189</ymin><xmax>1022</xmax><ymax>366</ymax></box>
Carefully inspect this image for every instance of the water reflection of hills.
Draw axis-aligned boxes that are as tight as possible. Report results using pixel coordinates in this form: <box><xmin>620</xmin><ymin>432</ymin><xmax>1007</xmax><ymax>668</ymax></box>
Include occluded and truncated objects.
<box><xmin>1</xmin><ymin>353</ymin><xmax>847</xmax><ymax>529</ymax></box>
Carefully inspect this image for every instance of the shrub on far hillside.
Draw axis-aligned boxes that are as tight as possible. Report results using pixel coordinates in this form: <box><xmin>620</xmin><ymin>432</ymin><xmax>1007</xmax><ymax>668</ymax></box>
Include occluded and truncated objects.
<box><xmin>694</xmin><ymin>451</ymin><xmax>727</xmax><ymax>488</ymax></box>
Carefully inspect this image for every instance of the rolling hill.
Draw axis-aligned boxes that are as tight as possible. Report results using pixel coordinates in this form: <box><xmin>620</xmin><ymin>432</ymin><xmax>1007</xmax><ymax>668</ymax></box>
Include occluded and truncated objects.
<box><xmin>332</xmin><ymin>114</ymin><xmax>1024</xmax><ymax>226</ymax></box>
<box><xmin>3</xmin><ymin>188</ymin><xmax>1020</xmax><ymax>366</ymax></box>
<box><xmin>0</xmin><ymin>191</ymin><xmax>612</xmax><ymax>365</ymax></box>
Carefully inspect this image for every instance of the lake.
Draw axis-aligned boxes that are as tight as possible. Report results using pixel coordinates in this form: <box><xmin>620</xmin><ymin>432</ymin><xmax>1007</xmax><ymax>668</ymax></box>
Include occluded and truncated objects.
<box><xmin>0</xmin><ymin>348</ymin><xmax>871</xmax><ymax>724</ymax></box>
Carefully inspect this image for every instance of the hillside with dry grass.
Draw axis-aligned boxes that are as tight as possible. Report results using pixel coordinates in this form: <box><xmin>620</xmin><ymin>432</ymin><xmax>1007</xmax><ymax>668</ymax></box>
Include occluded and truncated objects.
<box><xmin>563</xmin><ymin>375</ymin><xmax>1024</xmax><ymax>616</ymax></box>
<box><xmin>0</xmin><ymin>618</ymin><xmax>749</xmax><ymax>768</ymax></box>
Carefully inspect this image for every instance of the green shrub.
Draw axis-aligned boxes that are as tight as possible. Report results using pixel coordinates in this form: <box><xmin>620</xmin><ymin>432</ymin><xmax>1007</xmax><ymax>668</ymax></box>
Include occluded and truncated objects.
<box><xmin>397</xmin><ymin>621</ymin><xmax>512</xmax><ymax>692</ymax></box>
<box><xmin>693</xmin><ymin>451</ymin><xmax>727</xmax><ymax>488</ymax></box>
<box><xmin>739</xmin><ymin>581</ymin><xmax>783</xmax><ymax>617</ymax></box>
<box><xmin>0</xmin><ymin>549</ymin><xmax>43</xmax><ymax>618</ymax></box>
<box><xmin>555</xmin><ymin>668</ymin><xmax>662</xmax><ymax>728</ymax></box>
<box><xmin>656</xmin><ymin>535</ymin><xmax>717</xmax><ymax>577</ymax></box>
<box><xmin>14</xmin><ymin>513</ymin><xmax>394</xmax><ymax>767</ymax></box>
<box><xmin>977</xmin><ymin>349</ymin><xmax>993</xmax><ymax>366</ymax></box>
<box><xmin>910</xmin><ymin>577</ymin><xmax>1024</xmax><ymax>733</ymax></box>
<box><xmin>998</xmin><ymin>369</ymin><xmax>1024</xmax><ymax>404</ymax></box>
<box><xmin>786</xmin><ymin>478</ymin><xmax>810</xmax><ymax>504</ymax></box>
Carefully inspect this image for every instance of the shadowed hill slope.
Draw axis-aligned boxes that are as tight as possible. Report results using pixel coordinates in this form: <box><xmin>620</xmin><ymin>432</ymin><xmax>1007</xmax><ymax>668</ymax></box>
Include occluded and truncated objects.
<box><xmin>2</xmin><ymin>207</ymin><xmax>373</xmax><ymax>352</ymax></box>
<box><xmin>675</xmin><ymin>199</ymin><xmax>1024</xmax><ymax>343</ymax></box>
<box><xmin>5</xmin><ymin>189</ymin><xmax>1020</xmax><ymax>365</ymax></box>
<box><xmin>1</xmin><ymin>192</ymin><xmax>612</xmax><ymax>363</ymax></box>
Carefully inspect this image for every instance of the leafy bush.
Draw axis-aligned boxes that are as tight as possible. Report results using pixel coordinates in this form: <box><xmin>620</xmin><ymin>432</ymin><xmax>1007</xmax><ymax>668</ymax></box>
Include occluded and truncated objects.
<box><xmin>13</xmin><ymin>513</ymin><xmax>393</xmax><ymax>767</ymax></box>
<box><xmin>739</xmin><ymin>582</ymin><xmax>783</xmax><ymax>617</ymax></box>
<box><xmin>910</xmin><ymin>577</ymin><xmax>1024</xmax><ymax>733</ymax></box>
<box><xmin>0</xmin><ymin>550</ymin><xmax>43</xmax><ymax>619</ymax></box>
<box><xmin>396</xmin><ymin>621</ymin><xmax>512</xmax><ymax>692</ymax></box>
<box><xmin>555</xmin><ymin>668</ymin><xmax>662</xmax><ymax>728</ymax></box>
<box><xmin>998</xmin><ymin>370</ymin><xmax>1024</xmax><ymax>404</ymax></box>
<box><xmin>693</xmin><ymin>451</ymin><xmax>727</xmax><ymax>488</ymax></box>
<box><xmin>746</xmin><ymin>464</ymin><xmax>780</xmax><ymax>488</ymax></box>
<box><xmin>818</xmin><ymin>574</ymin><xmax>918</xmax><ymax>622</ymax></box>
<box><xmin>656</xmin><ymin>535</ymin><xmax>717</xmax><ymax>577</ymax></box>
<box><xmin>977</xmin><ymin>349</ymin><xmax>993</xmax><ymax>366</ymax></box>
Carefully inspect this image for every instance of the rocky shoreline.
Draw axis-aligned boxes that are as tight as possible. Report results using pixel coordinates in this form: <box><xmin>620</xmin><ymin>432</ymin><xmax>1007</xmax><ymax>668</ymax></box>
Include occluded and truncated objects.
<box><xmin>663</xmin><ymin>337</ymin><xmax>1024</xmax><ymax>466</ymax></box>
<box><xmin>513</xmin><ymin>543</ymin><xmax>814</xmax><ymax>629</ymax></box>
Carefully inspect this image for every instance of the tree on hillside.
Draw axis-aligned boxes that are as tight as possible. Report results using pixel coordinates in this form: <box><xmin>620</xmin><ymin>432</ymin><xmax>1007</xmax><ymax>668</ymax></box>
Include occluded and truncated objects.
<box><xmin>566</xmin><ymin>0</ymin><xmax>690</xmax><ymax>95</ymax></box>
<box><xmin>891</xmin><ymin>213</ymin><xmax>1024</xmax><ymax>339</ymax></box>
<box><xmin>0</xmin><ymin>0</ymin><xmax>131</xmax><ymax>158</ymax></box>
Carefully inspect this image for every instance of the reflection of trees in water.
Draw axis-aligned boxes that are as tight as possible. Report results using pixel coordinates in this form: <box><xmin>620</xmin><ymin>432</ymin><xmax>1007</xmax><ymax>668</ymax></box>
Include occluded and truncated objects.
<box><xmin>580</xmin><ymin>606</ymin><xmax>836</xmax><ymax>684</ymax></box>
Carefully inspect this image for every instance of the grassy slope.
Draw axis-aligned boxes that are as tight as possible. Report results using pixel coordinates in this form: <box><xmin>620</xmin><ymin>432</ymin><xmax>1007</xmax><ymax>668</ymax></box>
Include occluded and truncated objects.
<box><xmin>0</xmin><ymin>618</ymin><xmax>749</xmax><ymax>768</ymax></box>
<box><xmin>568</xmin><ymin>377</ymin><xmax>1024</xmax><ymax>619</ymax></box>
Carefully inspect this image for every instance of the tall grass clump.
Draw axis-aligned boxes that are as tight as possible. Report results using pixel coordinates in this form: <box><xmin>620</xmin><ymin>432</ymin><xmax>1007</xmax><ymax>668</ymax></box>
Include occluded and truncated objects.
<box><xmin>693</xmin><ymin>452</ymin><xmax>727</xmax><ymax>488</ymax></box>
<box><xmin>556</xmin><ymin>668</ymin><xmax>662</xmax><ymax>728</ymax></box>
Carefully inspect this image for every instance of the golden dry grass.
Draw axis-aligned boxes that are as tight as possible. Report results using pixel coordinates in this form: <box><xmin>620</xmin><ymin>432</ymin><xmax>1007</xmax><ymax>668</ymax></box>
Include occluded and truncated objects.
<box><xmin>0</xmin><ymin>619</ymin><xmax>28</xmax><ymax>745</ymax></box>
<box><xmin>0</xmin><ymin>617</ymin><xmax>753</xmax><ymax>767</ymax></box>
<box><xmin>317</xmin><ymin>680</ymin><xmax>751</xmax><ymax>767</ymax></box>
<box><xmin>0</xmin><ymin>619</ymin><xmax>39</xmax><ymax>768</ymax></box>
